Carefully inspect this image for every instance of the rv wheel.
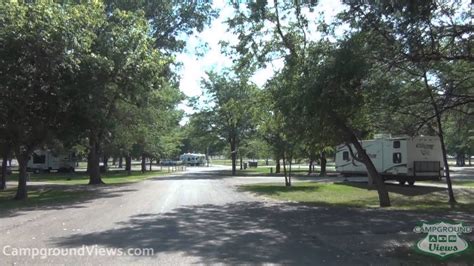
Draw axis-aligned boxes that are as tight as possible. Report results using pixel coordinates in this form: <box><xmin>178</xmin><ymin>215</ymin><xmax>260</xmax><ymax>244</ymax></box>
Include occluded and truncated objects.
<box><xmin>408</xmin><ymin>180</ymin><xmax>415</xmax><ymax>186</ymax></box>
<box><xmin>398</xmin><ymin>180</ymin><xmax>406</xmax><ymax>186</ymax></box>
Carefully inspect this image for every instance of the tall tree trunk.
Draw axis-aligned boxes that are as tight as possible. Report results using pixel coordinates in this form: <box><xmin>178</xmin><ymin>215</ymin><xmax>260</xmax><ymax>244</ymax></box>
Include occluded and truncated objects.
<box><xmin>436</xmin><ymin>122</ymin><xmax>456</xmax><ymax>204</ymax></box>
<box><xmin>103</xmin><ymin>155</ymin><xmax>109</xmax><ymax>173</ymax></box>
<box><xmin>283</xmin><ymin>154</ymin><xmax>289</xmax><ymax>186</ymax></box>
<box><xmin>118</xmin><ymin>156</ymin><xmax>123</xmax><ymax>168</ymax></box>
<box><xmin>230</xmin><ymin>139</ymin><xmax>237</xmax><ymax>176</ymax></box>
<box><xmin>1</xmin><ymin>143</ymin><xmax>10</xmax><ymax>190</ymax></box>
<box><xmin>1</xmin><ymin>157</ymin><xmax>7</xmax><ymax>190</ymax></box>
<box><xmin>88</xmin><ymin>134</ymin><xmax>103</xmax><ymax>185</ymax></box>
<box><xmin>308</xmin><ymin>159</ymin><xmax>313</xmax><ymax>175</ymax></box>
<box><xmin>319</xmin><ymin>151</ymin><xmax>327</xmax><ymax>177</ymax></box>
<box><xmin>469</xmin><ymin>155</ymin><xmax>472</xmax><ymax>166</ymax></box>
<box><xmin>276</xmin><ymin>158</ymin><xmax>281</xmax><ymax>173</ymax></box>
<box><xmin>239</xmin><ymin>154</ymin><xmax>243</xmax><ymax>170</ymax></box>
<box><xmin>423</xmin><ymin>71</ymin><xmax>456</xmax><ymax>203</ymax></box>
<box><xmin>349</xmin><ymin>134</ymin><xmax>390</xmax><ymax>207</ymax></box>
<box><xmin>141</xmin><ymin>154</ymin><xmax>146</xmax><ymax>173</ymax></box>
<box><xmin>141</xmin><ymin>153</ymin><xmax>146</xmax><ymax>173</ymax></box>
<box><xmin>86</xmin><ymin>152</ymin><xmax>91</xmax><ymax>173</ymax></box>
<box><xmin>112</xmin><ymin>157</ymin><xmax>116</xmax><ymax>166</ymax></box>
<box><xmin>456</xmin><ymin>153</ymin><xmax>463</xmax><ymax>166</ymax></box>
<box><xmin>125</xmin><ymin>154</ymin><xmax>132</xmax><ymax>175</ymax></box>
<box><xmin>14</xmin><ymin>151</ymin><xmax>29</xmax><ymax>200</ymax></box>
<box><xmin>149</xmin><ymin>158</ymin><xmax>152</xmax><ymax>171</ymax></box>
<box><xmin>288</xmin><ymin>156</ymin><xmax>292</xmax><ymax>186</ymax></box>
<box><xmin>330</xmin><ymin>111</ymin><xmax>390</xmax><ymax>207</ymax></box>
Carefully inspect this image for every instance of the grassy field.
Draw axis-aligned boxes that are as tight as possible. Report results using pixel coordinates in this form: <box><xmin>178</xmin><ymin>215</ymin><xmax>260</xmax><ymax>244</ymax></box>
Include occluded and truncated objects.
<box><xmin>241</xmin><ymin>182</ymin><xmax>474</xmax><ymax>211</ymax></box>
<box><xmin>211</xmin><ymin>159</ymin><xmax>275</xmax><ymax>166</ymax></box>
<box><xmin>421</xmin><ymin>180</ymin><xmax>474</xmax><ymax>188</ymax></box>
<box><xmin>211</xmin><ymin>158</ymin><xmax>466</xmax><ymax>167</ymax></box>
<box><xmin>453</xmin><ymin>180</ymin><xmax>474</xmax><ymax>187</ymax></box>
<box><xmin>236</xmin><ymin>165</ymin><xmax>337</xmax><ymax>176</ymax></box>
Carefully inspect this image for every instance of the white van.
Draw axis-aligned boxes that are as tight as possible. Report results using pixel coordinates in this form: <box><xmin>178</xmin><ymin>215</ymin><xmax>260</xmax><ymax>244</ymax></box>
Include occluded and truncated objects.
<box><xmin>179</xmin><ymin>153</ymin><xmax>206</xmax><ymax>166</ymax></box>
<box><xmin>27</xmin><ymin>150</ymin><xmax>76</xmax><ymax>173</ymax></box>
<box><xmin>335</xmin><ymin>135</ymin><xmax>443</xmax><ymax>185</ymax></box>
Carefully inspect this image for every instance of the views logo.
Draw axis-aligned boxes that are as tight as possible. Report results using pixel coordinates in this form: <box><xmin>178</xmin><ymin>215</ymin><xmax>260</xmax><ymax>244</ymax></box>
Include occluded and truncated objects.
<box><xmin>413</xmin><ymin>221</ymin><xmax>471</xmax><ymax>257</ymax></box>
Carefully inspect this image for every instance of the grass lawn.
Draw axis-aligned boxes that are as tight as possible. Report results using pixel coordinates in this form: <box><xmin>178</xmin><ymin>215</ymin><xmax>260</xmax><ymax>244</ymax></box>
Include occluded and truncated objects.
<box><xmin>445</xmin><ymin>180</ymin><xmax>474</xmax><ymax>188</ymax></box>
<box><xmin>454</xmin><ymin>180</ymin><xmax>474</xmax><ymax>187</ymax></box>
<box><xmin>236</xmin><ymin>166</ymin><xmax>337</xmax><ymax>176</ymax></box>
<box><xmin>237</xmin><ymin>167</ymin><xmax>275</xmax><ymax>175</ymax></box>
<box><xmin>0</xmin><ymin>187</ymin><xmax>92</xmax><ymax>213</ymax></box>
<box><xmin>241</xmin><ymin>182</ymin><xmax>474</xmax><ymax>211</ymax></box>
<box><xmin>420</xmin><ymin>180</ymin><xmax>474</xmax><ymax>188</ymax></box>
<box><xmin>7</xmin><ymin>170</ymin><xmax>169</xmax><ymax>185</ymax></box>
<box><xmin>211</xmin><ymin>159</ymin><xmax>233</xmax><ymax>166</ymax></box>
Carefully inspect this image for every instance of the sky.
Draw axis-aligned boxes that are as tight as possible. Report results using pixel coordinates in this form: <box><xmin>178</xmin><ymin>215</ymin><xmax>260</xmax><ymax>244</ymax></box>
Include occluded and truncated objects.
<box><xmin>176</xmin><ymin>0</ymin><xmax>346</xmax><ymax>121</ymax></box>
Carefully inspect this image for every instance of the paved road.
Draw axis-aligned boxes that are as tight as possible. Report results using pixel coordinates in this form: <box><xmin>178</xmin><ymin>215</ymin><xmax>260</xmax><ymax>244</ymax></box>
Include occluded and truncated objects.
<box><xmin>1</xmin><ymin>166</ymin><xmax>473</xmax><ymax>265</ymax></box>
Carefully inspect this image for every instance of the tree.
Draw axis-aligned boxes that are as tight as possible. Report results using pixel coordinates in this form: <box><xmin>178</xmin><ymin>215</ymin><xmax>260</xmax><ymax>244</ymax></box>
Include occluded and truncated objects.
<box><xmin>0</xmin><ymin>3</ymin><xmax>103</xmax><ymax>199</ymax></box>
<box><xmin>444</xmin><ymin>106</ymin><xmax>474</xmax><ymax>166</ymax></box>
<box><xmin>104</xmin><ymin>0</ymin><xmax>217</xmax><ymax>53</ymax></box>
<box><xmin>0</xmin><ymin>1</ymin><xmax>218</xmax><ymax>197</ymax></box>
<box><xmin>342</xmin><ymin>0</ymin><xmax>473</xmax><ymax>203</ymax></box>
<box><xmin>129</xmin><ymin>87</ymin><xmax>183</xmax><ymax>172</ymax></box>
<box><xmin>67</xmin><ymin>8</ymin><xmax>170</xmax><ymax>184</ymax></box>
<box><xmin>181</xmin><ymin>111</ymin><xmax>226</xmax><ymax>164</ymax></box>
<box><xmin>227</xmin><ymin>1</ymin><xmax>391</xmax><ymax>206</ymax></box>
<box><xmin>195</xmin><ymin>71</ymin><xmax>259</xmax><ymax>175</ymax></box>
<box><xmin>0</xmin><ymin>141</ymin><xmax>12</xmax><ymax>190</ymax></box>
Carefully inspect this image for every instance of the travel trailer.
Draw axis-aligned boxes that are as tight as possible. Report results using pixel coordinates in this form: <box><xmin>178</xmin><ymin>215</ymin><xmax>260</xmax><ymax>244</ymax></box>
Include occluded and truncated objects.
<box><xmin>335</xmin><ymin>135</ymin><xmax>443</xmax><ymax>185</ymax></box>
<box><xmin>180</xmin><ymin>153</ymin><xmax>206</xmax><ymax>166</ymax></box>
<box><xmin>27</xmin><ymin>150</ymin><xmax>76</xmax><ymax>173</ymax></box>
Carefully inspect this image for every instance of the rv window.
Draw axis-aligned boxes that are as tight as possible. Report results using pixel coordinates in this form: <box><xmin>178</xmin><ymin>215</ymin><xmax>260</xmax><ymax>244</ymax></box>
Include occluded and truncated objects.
<box><xmin>343</xmin><ymin>151</ymin><xmax>349</xmax><ymax>161</ymax></box>
<box><xmin>33</xmin><ymin>153</ymin><xmax>46</xmax><ymax>164</ymax></box>
<box><xmin>393</xmin><ymin>141</ymin><xmax>400</xmax><ymax>148</ymax></box>
<box><xmin>187</xmin><ymin>158</ymin><xmax>191</xmax><ymax>161</ymax></box>
<box><xmin>393</xmin><ymin>153</ymin><xmax>402</xmax><ymax>163</ymax></box>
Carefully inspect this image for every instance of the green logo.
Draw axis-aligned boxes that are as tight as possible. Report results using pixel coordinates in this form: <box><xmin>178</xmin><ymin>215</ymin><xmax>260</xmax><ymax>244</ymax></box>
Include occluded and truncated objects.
<box><xmin>413</xmin><ymin>221</ymin><xmax>471</xmax><ymax>258</ymax></box>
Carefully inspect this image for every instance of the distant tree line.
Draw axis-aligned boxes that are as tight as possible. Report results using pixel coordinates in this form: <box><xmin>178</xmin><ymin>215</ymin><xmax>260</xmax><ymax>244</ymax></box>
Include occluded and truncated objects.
<box><xmin>0</xmin><ymin>1</ymin><xmax>216</xmax><ymax>199</ymax></box>
<box><xmin>185</xmin><ymin>0</ymin><xmax>473</xmax><ymax>207</ymax></box>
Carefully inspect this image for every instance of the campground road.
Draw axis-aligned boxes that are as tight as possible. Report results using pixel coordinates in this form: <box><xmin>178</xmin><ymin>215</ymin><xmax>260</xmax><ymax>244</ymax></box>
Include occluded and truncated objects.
<box><xmin>1</xmin><ymin>166</ymin><xmax>473</xmax><ymax>265</ymax></box>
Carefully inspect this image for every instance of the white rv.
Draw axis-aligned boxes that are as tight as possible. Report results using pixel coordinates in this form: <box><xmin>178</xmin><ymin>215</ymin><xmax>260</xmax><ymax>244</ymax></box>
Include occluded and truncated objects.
<box><xmin>335</xmin><ymin>135</ymin><xmax>443</xmax><ymax>185</ymax></box>
<box><xmin>27</xmin><ymin>150</ymin><xmax>76</xmax><ymax>173</ymax></box>
<box><xmin>180</xmin><ymin>153</ymin><xmax>206</xmax><ymax>166</ymax></box>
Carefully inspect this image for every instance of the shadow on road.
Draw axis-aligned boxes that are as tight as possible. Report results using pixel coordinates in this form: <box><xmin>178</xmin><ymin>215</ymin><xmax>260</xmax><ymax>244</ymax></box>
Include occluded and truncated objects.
<box><xmin>53</xmin><ymin>201</ymin><xmax>474</xmax><ymax>264</ymax></box>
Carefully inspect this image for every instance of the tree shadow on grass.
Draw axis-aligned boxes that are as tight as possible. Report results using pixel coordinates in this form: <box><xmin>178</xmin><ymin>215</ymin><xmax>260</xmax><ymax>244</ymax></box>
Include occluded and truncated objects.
<box><xmin>335</xmin><ymin>181</ymin><xmax>446</xmax><ymax>196</ymax></box>
<box><xmin>238</xmin><ymin>184</ymin><xmax>320</xmax><ymax>196</ymax></box>
<box><xmin>0</xmin><ymin>184</ymin><xmax>138</xmax><ymax>218</ymax></box>
<box><xmin>53</xmin><ymin>201</ymin><xmax>474</xmax><ymax>264</ymax></box>
<box><xmin>334</xmin><ymin>182</ymin><xmax>474</xmax><ymax>212</ymax></box>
